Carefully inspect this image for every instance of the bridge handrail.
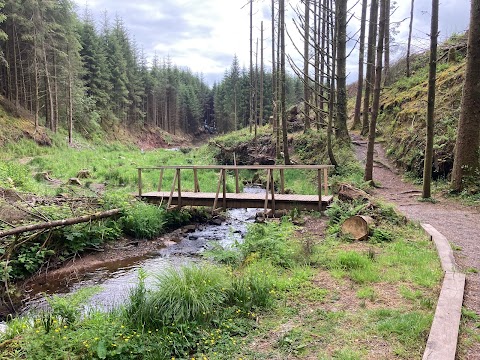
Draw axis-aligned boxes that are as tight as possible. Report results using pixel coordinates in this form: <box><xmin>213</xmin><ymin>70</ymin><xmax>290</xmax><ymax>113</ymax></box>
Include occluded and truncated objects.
<box><xmin>137</xmin><ymin>165</ymin><xmax>334</xmax><ymax>212</ymax></box>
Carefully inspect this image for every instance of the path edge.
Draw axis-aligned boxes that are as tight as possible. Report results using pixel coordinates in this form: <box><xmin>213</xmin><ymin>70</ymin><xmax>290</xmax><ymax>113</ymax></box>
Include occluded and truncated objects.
<box><xmin>421</xmin><ymin>223</ymin><xmax>466</xmax><ymax>360</ymax></box>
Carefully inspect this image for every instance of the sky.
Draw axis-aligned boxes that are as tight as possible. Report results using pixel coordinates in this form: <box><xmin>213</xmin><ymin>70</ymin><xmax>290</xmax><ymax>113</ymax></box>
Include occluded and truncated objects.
<box><xmin>73</xmin><ymin>0</ymin><xmax>471</xmax><ymax>86</ymax></box>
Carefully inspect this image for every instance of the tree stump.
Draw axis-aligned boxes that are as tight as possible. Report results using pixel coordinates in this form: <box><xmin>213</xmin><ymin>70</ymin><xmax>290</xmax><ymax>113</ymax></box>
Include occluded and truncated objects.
<box><xmin>76</xmin><ymin>169</ymin><xmax>91</xmax><ymax>179</ymax></box>
<box><xmin>341</xmin><ymin>215</ymin><xmax>374</xmax><ymax>241</ymax></box>
<box><xmin>68</xmin><ymin>178</ymin><xmax>82</xmax><ymax>186</ymax></box>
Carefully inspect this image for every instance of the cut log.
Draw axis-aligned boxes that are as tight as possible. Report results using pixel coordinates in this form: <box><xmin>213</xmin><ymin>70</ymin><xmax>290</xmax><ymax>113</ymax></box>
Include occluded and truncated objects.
<box><xmin>341</xmin><ymin>215</ymin><xmax>374</xmax><ymax>241</ymax></box>
<box><xmin>0</xmin><ymin>209</ymin><xmax>121</xmax><ymax>238</ymax></box>
<box><xmin>338</xmin><ymin>184</ymin><xmax>370</xmax><ymax>202</ymax></box>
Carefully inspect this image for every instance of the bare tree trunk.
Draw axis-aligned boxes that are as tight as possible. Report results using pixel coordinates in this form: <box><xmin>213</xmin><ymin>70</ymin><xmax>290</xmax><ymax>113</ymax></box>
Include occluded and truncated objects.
<box><xmin>422</xmin><ymin>0</ymin><xmax>439</xmax><ymax>198</ymax></box>
<box><xmin>352</xmin><ymin>0</ymin><xmax>368</xmax><ymax>130</ymax></box>
<box><xmin>327</xmin><ymin>0</ymin><xmax>337</xmax><ymax>166</ymax></box>
<box><xmin>260</xmin><ymin>21</ymin><xmax>264</xmax><ymax>126</ymax></box>
<box><xmin>406</xmin><ymin>0</ymin><xmax>415</xmax><ymax>77</ymax></box>
<box><xmin>313</xmin><ymin>0</ymin><xmax>320</xmax><ymax>130</ymax></box>
<box><xmin>68</xmin><ymin>48</ymin><xmax>73</xmax><ymax>145</ymax></box>
<box><xmin>249</xmin><ymin>0</ymin><xmax>253</xmax><ymax>134</ymax></box>
<box><xmin>271</xmin><ymin>0</ymin><xmax>278</xmax><ymax>143</ymax></box>
<box><xmin>319</xmin><ymin>0</ymin><xmax>328</xmax><ymax>129</ymax></box>
<box><xmin>33</xmin><ymin>31</ymin><xmax>39</xmax><ymax>131</ymax></box>
<box><xmin>451</xmin><ymin>0</ymin><xmax>480</xmax><ymax>191</ymax></box>
<box><xmin>303</xmin><ymin>0</ymin><xmax>311</xmax><ymax>131</ymax></box>
<box><xmin>361</xmin><ymin>0</ymin><xmax>379</xmax><ymax>135</ymax></box>
<box><xmin>335</xmin><ymin>0</ymin><xmax>349</xmax><ymax>141</ymax></box>
<box><xmin>383</xmin><ymin>0</ymin><xmax>391</xmax><ymax>84</ymax></box>
<box><xmin>276</xmin><ymin>2</ymin><xmax>282</xmax><ymax>158</ymax></box>
<box><xmin>280</xmin><ymin>0</ymin><xmax>290</xmax><ymax>164</ymax></box>
<box><xmin>365</xmin><ymin>0</ymin><xmax>387</xmax><ymax>182</ymax></box>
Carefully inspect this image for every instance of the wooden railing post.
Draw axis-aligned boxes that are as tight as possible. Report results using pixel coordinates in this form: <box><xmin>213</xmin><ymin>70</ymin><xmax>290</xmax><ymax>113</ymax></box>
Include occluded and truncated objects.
<box><xmin>213</xmin><ymin>168</ymin><xmax>223</xmax><ymax>212</ymax></box>
<box><xmin>138</xmin><ymin>168</ymin><xmax>142</xmax><ymax>197</ymax></box>
<box><xmin>280</xmin><ymin>169</ymin><xmax>285</xmax><ymax>194</ymax></box>
<box><xmin>318</xmin><ymin>169</ymin><xmax>322</xmax><ymax>211</ymax></box>
<box><xmin>177</xmin><ymin>168</ymin><xmax>182</xmax><ymax>208</ymax></box>
<box><xmin>222</xmin><ymin>168</ymin><xmax>227</xmax><ymax>210</ymax></box>
<box><xmin>167</xmin><ymin>169</ymin><xmax>178</xmax><ymax>208</ymax></box>
<box><xmin>193</xmin><ymin>168</ymin><xmax>200</xmax><ymax>192</ymax></box>
<box><xmin>270</xmin><ymin>169</ymin><xmax>276</xmax><ymax>213</ymax></box>
<box><xmin>264</xmin><ymin>168</ymin><xmax>271</xmax><ymax>213</ymax></box>
<box><xmin>157</xmin><ymin>168</ymin><xmax>164</xmax><ymax>192</ymax></box>
<box><xmin>323</xmin><ymin>168</ymin><xmax>328</xmax><ymax>195</ymax></box>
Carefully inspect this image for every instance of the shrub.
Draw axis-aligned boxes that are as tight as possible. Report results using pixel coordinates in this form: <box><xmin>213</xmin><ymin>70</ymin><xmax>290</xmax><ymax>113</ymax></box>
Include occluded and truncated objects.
<box><xmin>120</xmin><ymin>202</ymin><xmax>166</xmax><ymax>239</ymax></box>
<box><xmin>239</xmin><ymin>220</ymin><xmax>298</xmax><ymax>268</ymax></box>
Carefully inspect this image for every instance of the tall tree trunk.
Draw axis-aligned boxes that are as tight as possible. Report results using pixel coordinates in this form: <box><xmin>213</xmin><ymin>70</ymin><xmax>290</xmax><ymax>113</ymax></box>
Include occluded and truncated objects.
<box><xmin>303</xmin><ymin>0</ymin><xmax>311</xmax><ymax>131</ymax></box>
<box><xmin>352</xmin><ymin>0</ymin><xmax>368</xmax><ymax>130</ymax></box>
<box><xmin>33</xmin><ymin>31</ymin><xmax>39</xmax><ymax>131</ymax></box>
<box><xmin>383</xmin><ymin>0</ymin><xmax>390</xmax><ymax>84</ymax></box>
<box><xmin>271</xmin><ymin>0</ymin><xmax>278</xmax><ymax>149</ymax></box>
<box><xmin>319</xmin><ymin>0</ymin><xmax>328</xmax><ymax>129</ymax></box>
<box><xmin>335</xmin><ymin>0</ymin><xmax>349</xmax><ymax>141</ymax></box>
<box><xmin>313</xmin><ymin>0</ymin><xmax>319</xmax><ymax>130</ymax></box>
<box><xmin>361</xmin><ymin>0</ymin><xmax>379</xmax><ymax>135</ymax></box>
<box><xmin>280</xmin><ymin>0</ymin><xmax>290</xmax><ymax>164</ymax></box>
<box><xmin>451</xmin><ymin>0</ymin><xmax>480</xmax><ymax>191</ymax></box>
<box><xmin>249</xmin><ymin>0</ymin><xmax>253</xmax><ymax>134</ymax></box>
<box><xmin>260</xmin><ymin>21</ymin><xmax>264</xmax><ymax>126</ymax></box>
<box><xmin>422</xmin><ymin>0</ymin><xmax>439</xmax><ymax>198</ymax></box>
<box><xmin>276</xmin><ymin>1</ymin><xmax>282</xmax><ymax>158</ymax></box>
<box><xmin>42</xmin><ymin>40</ymin><xmax>54</xmax><ymax>131</ymax></box>
<box><xmin>406</xmin><ymin>0</ymin><xmax>415</xmax><ymax>77</ymax></box>
<box><xmin>68</xmin><ymin>50</ymin><xmax>73</xmax><ymax>145</ymax></box>
<box><xmin>365</xmin><ymin>0</ymin><xmax>387</xmax><ymax>182</ymax></box>
<box><xmin>327</xmin><ymin>0</ymin><xmax>338</xmax><ymax>166</ymax></box>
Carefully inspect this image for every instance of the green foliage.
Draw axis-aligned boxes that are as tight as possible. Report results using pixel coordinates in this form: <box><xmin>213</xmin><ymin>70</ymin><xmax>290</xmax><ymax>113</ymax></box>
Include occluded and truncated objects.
<box><xmin>370</xmin><ymin>228</ymin><xmax>394</xmax><ymax>243</ymax></box>
<box><xmin>120</xmin><ymin>202</ymin><xmax>166</xmax><ymax>239</ymax></box>
<box><xmin>132</xmin><ymin>265</ymin><xmax>231</xmax><ymax>328</ymax></box>
<box><xmin>372</xmin><ymin>309</ymin><xmax>432</xmax><ymax>348</ymax></box>
<box><xmin>239</xmin><ymin>220</ymin><xmax>299</xmax><ymax>268</ymax></box>
<box><xmin>45</xmin><ymin>287</ymin><xmax>102</xmax><ymax>326</ymax></box>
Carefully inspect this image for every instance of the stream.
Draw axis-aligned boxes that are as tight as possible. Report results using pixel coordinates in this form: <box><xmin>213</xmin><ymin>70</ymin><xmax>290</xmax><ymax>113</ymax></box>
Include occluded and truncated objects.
<box><xmin>14</xmin><ymin>187</ymin><xmax>265</xmax><ymax>318</ymax></box>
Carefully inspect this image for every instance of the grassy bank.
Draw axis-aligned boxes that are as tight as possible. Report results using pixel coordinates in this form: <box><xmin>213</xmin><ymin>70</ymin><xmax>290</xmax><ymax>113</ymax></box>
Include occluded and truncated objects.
<box><xmin>0</xmin><ymin>200</ymin><xmax>443</xmax><ymax>359</ymax></box>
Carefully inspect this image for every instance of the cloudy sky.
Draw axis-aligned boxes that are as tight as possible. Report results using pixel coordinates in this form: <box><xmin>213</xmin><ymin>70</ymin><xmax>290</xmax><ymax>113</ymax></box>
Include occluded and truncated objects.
<box><xmin>73</xmin><ymin>0</ymin><xmax>471</xmax><ymax>85</ymax></box>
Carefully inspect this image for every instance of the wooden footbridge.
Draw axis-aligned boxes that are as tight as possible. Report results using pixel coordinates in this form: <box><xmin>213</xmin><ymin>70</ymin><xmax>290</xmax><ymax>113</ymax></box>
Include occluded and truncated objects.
<box><xmin>137</xmin><ymin>165</ymin><xmax>334</xmax><ymax>213</ymax></box>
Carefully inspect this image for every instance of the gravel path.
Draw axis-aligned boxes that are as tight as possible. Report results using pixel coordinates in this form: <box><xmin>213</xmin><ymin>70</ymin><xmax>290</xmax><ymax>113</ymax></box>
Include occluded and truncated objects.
<box><xmin>352</xmin><ymin>134</ymin><xmax>480</xmax><ymax>359</ymax></box>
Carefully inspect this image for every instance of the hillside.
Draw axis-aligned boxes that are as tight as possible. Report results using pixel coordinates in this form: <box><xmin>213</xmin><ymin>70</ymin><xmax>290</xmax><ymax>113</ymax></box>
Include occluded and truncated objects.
<box><xmin>374</xmin><ymin>34</ymin><xmax>469</xmax><ymax>182</ymax></box>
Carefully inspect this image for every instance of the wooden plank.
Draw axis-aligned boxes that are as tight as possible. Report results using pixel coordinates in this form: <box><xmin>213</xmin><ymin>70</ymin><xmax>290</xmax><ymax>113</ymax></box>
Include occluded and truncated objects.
<box><xmin>138</xmin><ymin>165</ymin><xmax>335</xmax><ymax>171</ymax></box>
<box><xmin>423</xmin><ymin>271</ymin><xmax>465</xmax><ymax>360</ymax></box>
<box><xmin>421</xmin><ymin>223</ymin><xmax>457</xmax><ymax>272</ymax></box>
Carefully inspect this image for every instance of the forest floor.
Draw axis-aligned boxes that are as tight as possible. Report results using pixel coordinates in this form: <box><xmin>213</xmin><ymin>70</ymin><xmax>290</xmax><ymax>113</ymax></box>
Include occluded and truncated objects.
<box><xmin>352</xmin><ymin>133</ymin><xmax>480</xmax><ymax>359</ymax></box>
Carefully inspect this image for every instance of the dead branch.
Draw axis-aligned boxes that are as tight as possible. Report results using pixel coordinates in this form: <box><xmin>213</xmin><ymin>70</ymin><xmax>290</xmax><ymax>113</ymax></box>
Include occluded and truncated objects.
<box><xmin>0</xmin><ymin>209</ymin><xmax>121</xmax><ymax>239</ymax></box>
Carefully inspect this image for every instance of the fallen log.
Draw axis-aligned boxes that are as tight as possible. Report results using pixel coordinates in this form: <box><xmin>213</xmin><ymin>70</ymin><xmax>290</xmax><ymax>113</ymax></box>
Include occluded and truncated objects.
<box><xmin>341</xmin><ymin>215</ymin><xmax>374</xmax><ymax>241</ymax></box>
<box><xmin>0</xmin><ymin>209</ymin><xmax>121</xmax><ymax>238</ymax></box>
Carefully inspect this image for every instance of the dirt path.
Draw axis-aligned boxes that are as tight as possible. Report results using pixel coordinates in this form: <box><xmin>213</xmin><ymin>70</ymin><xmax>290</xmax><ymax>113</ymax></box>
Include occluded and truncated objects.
<box><xmin>352</xmin><ymin>134</ymin><xmax>480</xmax><ymax>359</ymax></box>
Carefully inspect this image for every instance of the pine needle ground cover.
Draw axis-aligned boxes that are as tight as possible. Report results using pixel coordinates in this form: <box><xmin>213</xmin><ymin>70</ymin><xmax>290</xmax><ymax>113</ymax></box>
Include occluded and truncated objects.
<box><xmin>1</xmin><ymin>202</ymin><xmax>442</xmax><ymax>359</ymax></box>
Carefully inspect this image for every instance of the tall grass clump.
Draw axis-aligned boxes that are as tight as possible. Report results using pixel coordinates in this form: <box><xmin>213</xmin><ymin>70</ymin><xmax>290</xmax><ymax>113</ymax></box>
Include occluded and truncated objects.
<box><xmin>120</xmin><ymin>202</ymin><xmax>166</xmax><ymax>239</ymax></box>
<box><xmin>239</xmin><ymin>220</ymin><xmax>299</xmax><ymax>268</ymax></box>
<box><xmin>128</xmin><ymin>265</ymin><xmax>231</xmax><ymax>329</ymax></box>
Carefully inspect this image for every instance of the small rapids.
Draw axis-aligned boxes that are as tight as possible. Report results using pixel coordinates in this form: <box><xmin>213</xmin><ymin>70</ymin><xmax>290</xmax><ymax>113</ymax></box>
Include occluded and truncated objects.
<box><xmin>15</xmin><ymin>187</ymin><xmax>265</xmax><ymax>317</ymax></box>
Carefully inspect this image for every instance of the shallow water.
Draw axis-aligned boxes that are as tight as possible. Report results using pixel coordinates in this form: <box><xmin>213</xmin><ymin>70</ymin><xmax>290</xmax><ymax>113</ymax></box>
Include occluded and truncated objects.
<box><xmin>19</xmin><ymin>188</ymin><xmax>263</xmax><ymax>315</ymax></box>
